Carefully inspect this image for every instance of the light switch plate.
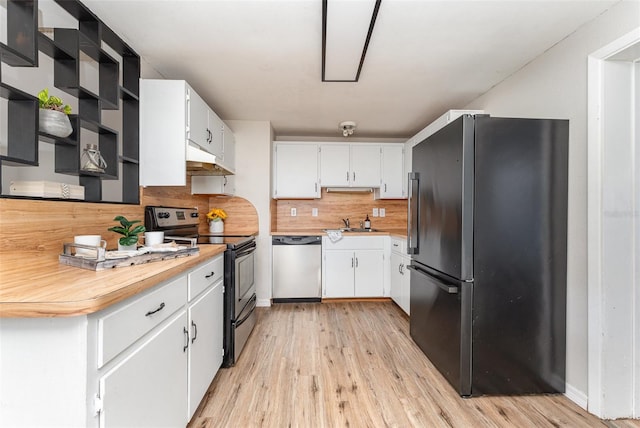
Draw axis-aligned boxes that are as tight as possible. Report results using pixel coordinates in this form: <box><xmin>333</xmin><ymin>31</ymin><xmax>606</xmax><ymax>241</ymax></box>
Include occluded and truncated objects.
<box><xmin>291</xmin><ymin>207</ymin><xmax>297</xmax><ymax>217</ymax></box>
<box><xmin>312</xmin><ymin>208</ymin><xmax>318</xmax><ymax>217</ymax></box>
<box><xmin>372</xmin><ymin>208</ymin><xmax>379</xmax><ymax>217</ymax></box>
<box><xmin>380</xmin><ymin>208</ymin><xmax>386</xmax><ymax>217</ymax></box>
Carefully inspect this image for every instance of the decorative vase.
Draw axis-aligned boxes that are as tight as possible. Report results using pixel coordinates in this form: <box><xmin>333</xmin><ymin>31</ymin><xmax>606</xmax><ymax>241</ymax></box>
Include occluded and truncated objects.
<box><xmin>118</xmin><ymin>242</ymin><xmax>137</xmax><ymax>252</ymax></box>
<box><xmin>209</xmin><ymin>220</ymin><xmax>224</xmax><ymax>234</ymax></box>
<box><xmin>39</xmin><ymin>109</ymin><xmax>73</xmax><ymax>138</ymax></box>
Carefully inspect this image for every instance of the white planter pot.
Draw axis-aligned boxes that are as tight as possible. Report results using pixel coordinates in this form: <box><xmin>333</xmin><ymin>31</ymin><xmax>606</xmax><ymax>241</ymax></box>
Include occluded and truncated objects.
<box><xmin>118</xmin><ymin>243</ymin><xmax>137</xmax><ymax>252</ymax></box>
<box><xmin>39</xmin><ymin>109</ymin><xmax>73</xmax><ymax>138</ymax></box>
<box><xmin>209</xmin><ymin>220</ymin><xmax>224</xmax><ymax>234</ymax></box>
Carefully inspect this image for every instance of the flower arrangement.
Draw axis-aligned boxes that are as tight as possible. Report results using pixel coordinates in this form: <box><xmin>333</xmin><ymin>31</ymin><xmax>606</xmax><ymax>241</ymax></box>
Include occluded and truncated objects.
<box><xmin>206</xmin><ymin>208</ymin><xmax>227</xmax><ymax>223</ymax></box>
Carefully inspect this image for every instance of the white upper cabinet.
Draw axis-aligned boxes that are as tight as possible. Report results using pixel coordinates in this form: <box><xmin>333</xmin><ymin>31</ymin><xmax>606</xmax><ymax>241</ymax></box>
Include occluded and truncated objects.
<box><xmin>272</xmin><ymin>142</ymin><xmax>320</xmax><ymax>199</ymax></box>
<box><xmin>140</xmin><ymin>79</ymin><xmax>235</xmax><ymax>186</ymax></box>
<box><xmin>188</xmin><ymin>89</ymin><xmax>210</xmax><ymax>150</ymax></box>
<box><xmin>319</xmin><ymin>143</ymin><xmax>381</xmax><ymax>188</ymax></box>
<box><xmin>319</xmin><ymin>144</ymin><xmax>350</xmax><ymax>186</ymax></box>
<box><xmin>376</xmin><ymin>144</ymin><xmax>405</xmax><ymax>199</ymax></box>
<box><xmin>350</xmin><ymin>145</ymin><xmax>381</xmax><ymax>187</ymax></box>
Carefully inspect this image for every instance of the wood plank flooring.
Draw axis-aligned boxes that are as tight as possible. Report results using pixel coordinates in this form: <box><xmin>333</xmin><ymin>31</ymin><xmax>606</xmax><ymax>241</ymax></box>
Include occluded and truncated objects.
<box><xmin>189</xmin><ymin>301</ymin><xmax>640</xmax><ymax>428</ymax></box>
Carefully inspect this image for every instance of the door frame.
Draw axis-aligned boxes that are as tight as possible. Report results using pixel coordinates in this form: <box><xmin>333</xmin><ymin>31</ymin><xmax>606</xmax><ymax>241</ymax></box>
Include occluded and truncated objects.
<box><xmin>587</xmin><ymin>27</ymin><xmax>640</xmax><ymax>418</ymax></box>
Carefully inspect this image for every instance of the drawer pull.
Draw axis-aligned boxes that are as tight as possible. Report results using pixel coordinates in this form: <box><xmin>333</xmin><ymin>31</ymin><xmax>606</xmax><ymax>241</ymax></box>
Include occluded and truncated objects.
<box><xmin>145</xmin><ymin>302</ymin><xmax>165</xmax><ymax>317</ymax></box>
<box><xmin>183</xmin><ymin>327</ymin><xmax>189</xmax><ymax>352</ymax></box>
<box><xmin>205</xmin><ymin>271</ymin><xmax>215</xmax><ymax>279</ymax></box>
<box><xmin>191</xmin><ymin>321</ymin><xmax>198</xmax><ymax>344</ymax></box>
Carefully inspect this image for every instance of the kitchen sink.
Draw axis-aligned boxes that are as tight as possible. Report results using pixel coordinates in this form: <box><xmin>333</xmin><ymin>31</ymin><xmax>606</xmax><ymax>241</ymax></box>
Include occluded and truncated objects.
<box><xmin>341</xmin><ymin>228</ymin><xmax>380</xmax><ymax>233</ymax></box>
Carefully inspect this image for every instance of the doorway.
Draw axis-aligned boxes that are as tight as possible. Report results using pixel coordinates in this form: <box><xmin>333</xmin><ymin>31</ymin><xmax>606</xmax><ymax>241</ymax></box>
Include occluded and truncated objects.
<box><xmin>587</xmin><ymin>28</ymin><xmax>640</xmax><ymax>419</ymax></box>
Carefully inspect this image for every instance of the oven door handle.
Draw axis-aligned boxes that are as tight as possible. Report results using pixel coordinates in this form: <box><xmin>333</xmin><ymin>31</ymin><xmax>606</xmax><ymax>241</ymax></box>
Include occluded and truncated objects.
<box><xmin>236</xmin><ymin>242</ymin><xmax>257</xmax><ymax>258</ymax></box>
<box><xmin>234</xmin><ymin>295</ymin><xmax>257</xmax><ymax>328</ymax></box>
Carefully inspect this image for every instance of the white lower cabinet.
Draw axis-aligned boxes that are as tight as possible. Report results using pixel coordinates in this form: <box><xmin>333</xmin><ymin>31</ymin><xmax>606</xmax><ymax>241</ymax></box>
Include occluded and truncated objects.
<box><xmin>322</xmin><ymin>236</ymin><xmax>385</xmax><ymax>298</ymax></box>
<box><xmin>0</xmin><ymin>254</ymin><xmax>225</xmax><ymax>428</ymax></box>
<box><xmin>99</xmin><ymin>310</ymin><xmax>189</xmax><ymax>428</ymax></box>
<box><xmin>187</xmin><ymin>282</ymin><xmax>224</xmax><ymax>419</ymax></box>
<box><xmin>390</xmin><ymin>237</ymin><xmax>410</xmax><ymax>315</ymax></box>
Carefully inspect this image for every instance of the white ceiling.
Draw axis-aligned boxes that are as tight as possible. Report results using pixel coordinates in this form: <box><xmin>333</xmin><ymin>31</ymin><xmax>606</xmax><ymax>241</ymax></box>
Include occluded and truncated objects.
<box><xmin>82</xmin><ymin>0</ymin><xmax>618</xmax><ymax>138</ymax></box>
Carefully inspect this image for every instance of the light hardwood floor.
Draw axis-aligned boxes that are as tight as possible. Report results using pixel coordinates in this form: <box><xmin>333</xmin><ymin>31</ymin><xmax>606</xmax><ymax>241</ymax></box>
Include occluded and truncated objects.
<box><xmin>189</xmin><ymin>302</ymin><xmax>640</xmax><ymax>428</ymax></box>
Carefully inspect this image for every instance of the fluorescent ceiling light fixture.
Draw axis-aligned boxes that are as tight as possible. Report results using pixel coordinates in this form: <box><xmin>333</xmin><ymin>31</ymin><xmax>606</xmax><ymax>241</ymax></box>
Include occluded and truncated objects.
<box><xmin>322</xmin><ymin>0</ymin><xmax>381</xmax><ymax>82</ymax></box>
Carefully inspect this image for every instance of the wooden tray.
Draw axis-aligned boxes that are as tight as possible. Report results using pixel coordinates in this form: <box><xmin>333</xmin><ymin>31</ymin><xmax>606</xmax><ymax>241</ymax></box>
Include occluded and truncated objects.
<box><xmin>59</xmin><ymin>244</ymin><xmax>200</xmax><ymax>271</ymax></box>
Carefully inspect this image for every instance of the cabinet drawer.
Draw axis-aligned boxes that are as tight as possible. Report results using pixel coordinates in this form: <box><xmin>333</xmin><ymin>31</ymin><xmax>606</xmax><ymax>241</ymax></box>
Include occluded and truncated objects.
<box><xmin>97</xmin><ymin>276</ymin><xmax>187</xmax><ymax>368</ymax></box>
<box><xmin>322</xmin><ymin>236</ymin><xmax>385</xmax><ymax>250</ymax></box>
<box><xmin>188</xmin><ymin>256</ymin><xmax>223</xmax><ymax>301</ymax></box>
<box><xmin>391</xmin><ymin>237</ymin><xmax>408</xmax><ymax>255</ymax></box>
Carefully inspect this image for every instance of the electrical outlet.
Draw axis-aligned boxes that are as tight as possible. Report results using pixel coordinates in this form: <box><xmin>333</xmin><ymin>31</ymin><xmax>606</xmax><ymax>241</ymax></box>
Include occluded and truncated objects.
<box><xmin>291</xmin><ymin>207</ymin><xmax>297</xmax><ymax>217</ymax></box>
<box><xmin>380</xmin><ymin>208</ymin><xmax>386</xmax><ymax>217</ymax></box>
<box><xmin>372</xmin><ymin>208</ymin><xmax>379</xmax><ymax>217</ymax></box>
<box><xmin>312</xmin><ymin>208</ymin><xmax>318</xmax><ymax>217</ymax></box>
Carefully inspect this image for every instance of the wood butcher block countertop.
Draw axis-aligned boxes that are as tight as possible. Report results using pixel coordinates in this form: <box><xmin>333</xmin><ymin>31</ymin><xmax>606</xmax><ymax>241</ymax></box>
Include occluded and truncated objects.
<box><xmin>0</xmin><ymin>245</ymin><xmax>226</xmax><ymax>318</ymax></box>
<box><xmin>271</xmin><ymin>229</ymin><xmax>407</xmax><ymax>238</ymax></box>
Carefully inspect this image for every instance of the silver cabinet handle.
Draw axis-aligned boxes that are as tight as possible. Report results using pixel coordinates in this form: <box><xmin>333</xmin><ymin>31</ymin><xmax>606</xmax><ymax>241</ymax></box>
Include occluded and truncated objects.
<box><xmin>355</xmin><ymin>257</ymin><xmax>359</xmax><ymax>268</ymax></box>
<box><xmin>351</xmin><ymin>258</ymin><xmax>354</xmax><ymax>268</ymax></box>
<box><xmin>384</xmin><ymin>183</ymin><xmax>387</xmax><ymax>192</ymax></box>
<box><xmin>346</xmin><ymin>171</ymin><xmax>349</xmax><ymax>182</ymax></box>
<box><xmin>353</xmin><ymin>171</ymin><xmax>356</xmax><ymax>182</ymax></box>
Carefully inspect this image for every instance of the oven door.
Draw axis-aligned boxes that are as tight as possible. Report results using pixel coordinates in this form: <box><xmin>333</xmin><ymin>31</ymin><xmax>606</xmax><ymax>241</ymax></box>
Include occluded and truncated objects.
<box><xmin>235</xmin><ymin>244</ymin><xmax>256</xmax><ymax>317</ymax></box>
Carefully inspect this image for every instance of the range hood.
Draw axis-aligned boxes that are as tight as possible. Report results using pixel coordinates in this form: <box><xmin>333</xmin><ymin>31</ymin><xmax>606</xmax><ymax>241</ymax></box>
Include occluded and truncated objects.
<box><xmin>185</xmin><ymin>144</ymin><xmax>234</xmax><ymax>176</ymax></box>
<box><xmin>325</xmin><ymin>187</ymin><xmax>374</xmax><ymax>193</ymax></box>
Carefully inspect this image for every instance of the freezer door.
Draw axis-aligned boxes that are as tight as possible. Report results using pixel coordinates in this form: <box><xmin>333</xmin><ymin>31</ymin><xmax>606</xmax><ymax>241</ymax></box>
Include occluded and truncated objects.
<box><xmin>408</xmin><ymin>263</ymin><xmax>472</xmax><ymax>396</ymax></box>
<box><xmin>411</xmin><ymin>115</ymin><xmax>474</xmax><ymax>280</ymax></box>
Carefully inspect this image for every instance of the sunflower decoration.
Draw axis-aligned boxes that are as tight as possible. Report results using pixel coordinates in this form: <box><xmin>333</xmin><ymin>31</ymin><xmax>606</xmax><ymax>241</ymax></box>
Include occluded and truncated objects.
<box><xmin>206</xmin><ymin>208</ymin><xmax>227</xmax><ymax>223</ymax></box>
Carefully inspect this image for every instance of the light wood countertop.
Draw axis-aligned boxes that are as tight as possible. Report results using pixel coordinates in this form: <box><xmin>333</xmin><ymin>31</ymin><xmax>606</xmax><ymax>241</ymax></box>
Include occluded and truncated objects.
<box><xmin>271</xmin><ymin>229</ymin><xmax>407</xmax><ymax>237</ymax></box>
<box><xmin>0</xmin><ymin>245</ymin><xmax>226</xmax><ymax>318</ymax></box>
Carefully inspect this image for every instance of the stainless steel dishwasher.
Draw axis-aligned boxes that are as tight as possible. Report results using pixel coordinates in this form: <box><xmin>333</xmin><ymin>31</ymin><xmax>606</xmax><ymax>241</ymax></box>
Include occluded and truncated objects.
<box><xmin>272</xmin><ymin>235</ymin><xmax>322</xmax><ymax>302</ymax></box>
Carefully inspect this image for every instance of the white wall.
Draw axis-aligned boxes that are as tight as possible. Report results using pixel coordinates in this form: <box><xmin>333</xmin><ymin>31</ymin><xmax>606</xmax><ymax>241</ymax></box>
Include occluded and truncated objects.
<box><xmin>464</xmin><ymin>0</ymin><xmax>640</xmax><ymax>404</ymax></box>
<box><xmin>226</xmin><ymin>120</ymin><xmax>273</xmax><ymax>306</ymax></box>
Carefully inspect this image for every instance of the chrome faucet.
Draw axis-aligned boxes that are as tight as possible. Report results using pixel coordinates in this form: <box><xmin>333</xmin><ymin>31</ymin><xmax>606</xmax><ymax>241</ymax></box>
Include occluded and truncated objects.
<box><xmin>342</xmin><ymin>218</ymin><xmax>350</xmax><ymax>228</ymax></box>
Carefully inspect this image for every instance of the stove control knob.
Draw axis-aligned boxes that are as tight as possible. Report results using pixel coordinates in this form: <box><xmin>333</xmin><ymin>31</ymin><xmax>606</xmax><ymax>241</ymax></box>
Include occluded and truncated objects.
<box><xmin>190</xmin><ymin>212</ymin><xmax>198</xmax><ymax>218</ymax></box>
<box><xmin>159</xmin><ymin>211</ymin><xmax>170</xmax><ymax>219</ymax></box>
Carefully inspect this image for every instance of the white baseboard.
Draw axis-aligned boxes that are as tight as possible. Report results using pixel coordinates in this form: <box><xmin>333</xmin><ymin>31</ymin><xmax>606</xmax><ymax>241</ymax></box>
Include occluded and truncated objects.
<box><xmin>565</xmin><ymin>383</ymin><xmax>588</xmax><ymax>410</ymax></box>
<box><xmin>256</xmin><ymin>298</ymin><xmax>271</xmax><ymax>307</ymax></box>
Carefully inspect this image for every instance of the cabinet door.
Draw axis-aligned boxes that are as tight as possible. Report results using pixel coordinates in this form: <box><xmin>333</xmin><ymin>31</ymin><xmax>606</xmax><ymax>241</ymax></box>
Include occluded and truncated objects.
<box><xmin>221</xmin><ymin>123</ymin><xmax>236</xmax><ymax>172</ymax></box>
<box><xmin>350</xmin><ymin>145</ymin><xmax>381</xmax><ymax>187</ymax></box>
<box><xmin>400</xmin><ymin>255</ymin><xmax>411</xmax><ymax>315</ymax></box>
<box><xmin>207</xmin><ymin>110</ymin><xmax>225</xmax><ymax>158</ymax></box>
<box><xmin>273</xmin><ymin>143</ymin><xmax>319</xmax><ymax>198</ymax></box>
<box><xmin>390</xmin><ymin>251</ymin><xmax>403</xmax><ymax>307</ymax></box>
<box><xmin>100</xmin><ymin>311</ymin><xmax>188</xmax><ymax>428</ymax></box>
<box><xmin>191</xmin><ymin>175</ymin><xmax>234</xmax><ymax>195</ymax></box>
<box><xmin>188</xmin><ymin>282</ymin><xmax>223</xmax><ymax>419</ymax></box>
<box><xmin>323</xmin><ymin>250</ymin><xmax>355</xmax><ymax>297</ymax></box>
<box><xmin>354</xmin><ymin>250</ymin><xmax>384</xmax><ymax>297</ymax></box>
<box><xmin>380</xmin><ymin>145</ymin><xmax>405</xmax><ymax>199</ymax></box>
<box><xmin>188</xmin><ymin>87</ymin><xmax>209</xmax><ymax>150</ymax></box>
<box><xmin>319</xmin><ymin>144</ymin><xmax>350</xmax><ymax>186</ymax></box>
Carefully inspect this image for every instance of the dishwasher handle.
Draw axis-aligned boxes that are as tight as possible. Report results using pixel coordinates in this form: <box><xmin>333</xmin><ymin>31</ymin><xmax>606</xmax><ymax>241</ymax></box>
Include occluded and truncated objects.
<box><xmin>272</xmin><ymin>236</ymin><xmax>321</xmax><ymax>245</ymax></box>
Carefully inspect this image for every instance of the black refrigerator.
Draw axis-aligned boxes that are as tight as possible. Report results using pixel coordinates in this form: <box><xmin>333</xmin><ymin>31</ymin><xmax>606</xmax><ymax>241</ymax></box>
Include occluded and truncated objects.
<box><xmin>408</xmin><ymin>114</ymin><xmax>568</xmax><ymax>397</ymax></box>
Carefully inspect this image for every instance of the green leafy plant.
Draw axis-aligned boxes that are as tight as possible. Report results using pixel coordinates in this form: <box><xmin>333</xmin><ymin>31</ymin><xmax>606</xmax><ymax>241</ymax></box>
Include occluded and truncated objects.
<box><xmin>38</xmin><ymin>88</ymin><xmax>72</xmax><ymax>115</ymax></box>
<box><xmin>108</xmin><ymin>216</ymin><xmax>145</xmax><ymax>247</ymax></box>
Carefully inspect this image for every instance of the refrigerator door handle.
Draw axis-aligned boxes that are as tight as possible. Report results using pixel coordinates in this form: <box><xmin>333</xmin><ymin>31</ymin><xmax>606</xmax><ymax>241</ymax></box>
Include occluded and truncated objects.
<box><xmin>407</xmin><ymin>264</ymin><xmax>459</xmax><ymax>294</ymax></box>
<box><xmin>407</xmin><ymin>172</ymin><xmax>420</xmax><ymax>254</ymax></box>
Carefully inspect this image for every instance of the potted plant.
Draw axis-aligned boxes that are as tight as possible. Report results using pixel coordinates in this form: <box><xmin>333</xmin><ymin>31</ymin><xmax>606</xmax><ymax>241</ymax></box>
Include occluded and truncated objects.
<box><xmin>38</xmin><ymin>88</ymin><xmax>73</xmax><ymax>138</ymax></box>
<box><xmin>206</xmin><ymin>208</ymin><xmax>227</xmax><ymax>233</ymax></box>
<box><xmin>108</xmin><ymin>215</ymin><xmax>145</xmax><ymax>251</ymax></box>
